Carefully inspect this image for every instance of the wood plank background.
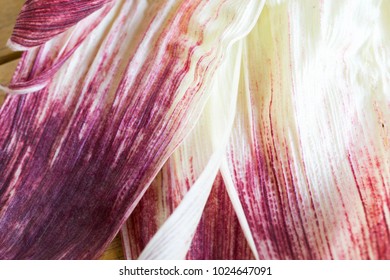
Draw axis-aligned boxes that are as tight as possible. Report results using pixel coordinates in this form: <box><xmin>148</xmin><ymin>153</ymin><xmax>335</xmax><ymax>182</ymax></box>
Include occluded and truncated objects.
<box><xmin>0</xmin><ymin>0</ymin><xmax>124</xmax><ymax>260</ymax></box>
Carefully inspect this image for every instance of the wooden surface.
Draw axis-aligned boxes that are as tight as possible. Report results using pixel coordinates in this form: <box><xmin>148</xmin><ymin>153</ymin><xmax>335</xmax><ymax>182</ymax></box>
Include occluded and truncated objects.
<box><xmin>0</xmin><ymin>0</ymin><xmax>24</xmax><ymax>64</ymax></box>
<box><xmin>0</xmin><ymin>0</ymin><xmax>124</xmax><ymax>260</ymax></box>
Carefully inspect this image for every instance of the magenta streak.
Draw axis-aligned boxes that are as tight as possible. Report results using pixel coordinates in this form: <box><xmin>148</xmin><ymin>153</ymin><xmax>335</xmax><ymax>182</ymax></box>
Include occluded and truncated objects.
<box><xmin>267</xmin><ymin>74</ymin><xmax>295</xmax><ymax>258</ymax></box>
<box><xmin>230</xmin><ymin>148</ymin><xmax>271</xmax><ymax>259</ymax></box>
<box><xmin>284</xmin><ymin>146</ymin><xmax>313</xmax><ymax>259</ymax></box>
<box><xmin>353</xmin><ymin>147</ymin><xmax>388</xmax><ymax>258</ymax></box>
<box><xmin>187</xmin><ymin>173</ymin><xmax>254</xmax><ymax>260</ymax></box>
<box><xmin>11</xmin><ymin>0</ymin><xmax>114</xmax><ymax>48</ymax></box>
<box><xmin>328</xmin><ymin>156</ymin><xmax>365</xmax><ymax>258</ymax></box>
<box><xmin>8</xmin><ymin>6</ymin><xmax>113</xmax><ymax>94</ymax></box>
<box><xmin>347</xmin><ymin>154</ymin><xmax>373</xmax><ymax>255</ymax></box>
<box><xmin>361</xmin><ymin>151</ymin><xmax>384</xmax><ymax>257</ymax></box>
<box><xmin>245</xmin><ymin>95</ymin><xmax>273</xmax><ymax>258</ymax></box>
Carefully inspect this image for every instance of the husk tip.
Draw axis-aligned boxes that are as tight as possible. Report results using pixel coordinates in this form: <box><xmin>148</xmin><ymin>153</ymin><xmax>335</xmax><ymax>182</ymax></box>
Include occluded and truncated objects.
<box><xmin>6</xmin><ymin>38</ymin><xmax>28</xmax><ymax>52</ymax></box>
